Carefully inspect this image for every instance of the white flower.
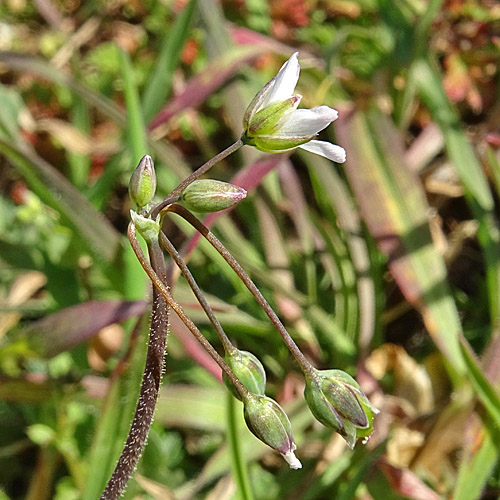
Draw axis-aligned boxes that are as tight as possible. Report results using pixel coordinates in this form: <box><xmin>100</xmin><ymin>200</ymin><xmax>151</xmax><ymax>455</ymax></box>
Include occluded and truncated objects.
<box><xmin>242</xmin><ymin>52</ymin><xmax>346</xmax><ymax>163</ymax></box>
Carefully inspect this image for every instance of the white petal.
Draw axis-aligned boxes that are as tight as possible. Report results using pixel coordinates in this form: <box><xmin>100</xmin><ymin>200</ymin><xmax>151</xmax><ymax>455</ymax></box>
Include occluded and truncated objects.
<box><xmin>282</xmin><ymin>450</ymin><xmax>302</xmax><ymax>469</ymax></box>
<box><xmin>262</xmin><ymin>52</ymin><xmax>300</xmax><ymax>107</ymax></box>
<box><xmin>278</xmin><ymin>106</ymin><xmax>338</xmax><ymax>136</ymax></box>
<box><xmin>300</xmin><ymin>140</ymin><xmax>346</xmax><ymax>163</ymax></box>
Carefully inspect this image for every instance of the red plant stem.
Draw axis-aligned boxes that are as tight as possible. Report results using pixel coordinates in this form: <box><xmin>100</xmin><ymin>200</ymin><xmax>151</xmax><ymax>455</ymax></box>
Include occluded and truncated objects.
<box><xmin>159</xmin><ymin>230</ymin><xmax>236</xmax><ymax>355</ymax></box>
<box><xmin>165</xmin><ymin>204</ymin><xmax>318</xmax><ymax>380</ymax></box>
<box><xmin>150</xmin><ymin>139</ymin><xmax>243</xmax><ymax>219</ymax></box>
<box><xmin>100</xmin><ymin>238</ymin><xmax>169</xmax><ymax>500</ymax></box>
<box><xmin>127</xmin><ymin>222</ymin><xmax>250</xmax><ymax>398</ymax></box>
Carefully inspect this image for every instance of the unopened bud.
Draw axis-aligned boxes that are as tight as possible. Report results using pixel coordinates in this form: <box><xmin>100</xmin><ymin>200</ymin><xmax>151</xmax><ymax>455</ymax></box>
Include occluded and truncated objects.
<box><xmin>223</xmin><ymin>349</ymin><xmax>266</xmax><ymax>401</ymax></box>
<box><xmin>129</xmin><ymin>155</ymin><xmax>156</xmax><ymax>209</ymax></box>
<box><xmin>243</xmin><ymin>393</ymin><xmax>301</xmax><ymax>469</ymax></box>
<box><xmin>304</xmin><ymin>369</ymin><xmax>379</xmax><ymax>449</ymax></box>
<box><xmin>130</xmin><ymin>210</ymin><xmax>160</xmax><ymax>243</ymax></box>
<box><xmin>180</xmin><ymin>180</ymin><xmax>247</xmax><ymax>213</ymax></box>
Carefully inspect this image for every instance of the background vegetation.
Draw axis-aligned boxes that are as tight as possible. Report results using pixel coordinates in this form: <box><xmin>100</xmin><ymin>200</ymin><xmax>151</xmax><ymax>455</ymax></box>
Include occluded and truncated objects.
<box><xmin>1</xmin><ymin>0</ymin><xmax>500</xmax><ymax>499</ymax></box>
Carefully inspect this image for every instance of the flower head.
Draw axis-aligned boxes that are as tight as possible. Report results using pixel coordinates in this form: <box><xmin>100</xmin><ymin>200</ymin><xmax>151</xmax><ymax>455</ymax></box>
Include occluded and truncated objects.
<box><xmin>304</xmin><ymin>369</ymin><xmax>379</xmax><ymax>448</ymax></box>
<box><xmin>243</xmin><ymin>392</ymin><xmax>302</xmax><ymax>469</ymax></box>
<box><xmin>242</xmin><ymin>52</ymin><xmax>346</xmax><ymax>163</ymax></box>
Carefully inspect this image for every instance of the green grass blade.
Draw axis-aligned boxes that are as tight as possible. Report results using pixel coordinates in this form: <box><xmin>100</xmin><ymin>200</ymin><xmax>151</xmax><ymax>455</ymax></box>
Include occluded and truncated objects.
<box><xmin>226</xmin><ymin>393</ymin><xmax>254</xmax><ymax>500</ymax></box>
<box><xmin>459</xmin><ymin>337</ymin><xmax>500</xmax><ymax>428</ymax></box>
<box><xmin>67</xmin><ymin>92</ymin><xmax>92</xmax><ymax>189</ymax></box>
<box><xmin>336</xmin><ymin>108</ymin><xmax>466</xmax><ymax>380</ymax></box>
<box><xmin>118</xmin><ymin>47</ymin><xmax>147</xmax><ymax>164</ymax></box>
<box><xmin>142</xmin><ymin>0</ymin><xmax>197</xmax><ymax>123</ymax></box>
<box><xmin>412</xmin><ymin>57</ymin><xmax>500</xmax><ymax>327</ymax></box>
<box><xmin>454</xmin><ymin>425</ymin><xmax>498</xmax><ymax>500</ymax></box>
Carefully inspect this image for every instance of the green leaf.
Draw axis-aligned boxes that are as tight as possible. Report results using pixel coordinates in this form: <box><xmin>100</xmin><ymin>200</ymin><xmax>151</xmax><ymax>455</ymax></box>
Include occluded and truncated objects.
<box><xmin>336</xmin><ymin>108</ymin><xmax>466</xmax><ymax>380</ymax></box>
<box><xmin>412</xmin><ymin>57</ymin><xmax>500</xmax><ymax>327</ymax></box>
<box><xmin>459</xmin><ymin>337</ymin><xmax>500</xmax><ymax>428</ymax></box>
<box><xmin>118</xmin><ymin>47</ymin><xmax>147</xmax><ymax>164</ymax></box>
<box><xmin>142</xmin><ymin>0</ymin><xmax>197</xmax><ymax>123</ymax></box>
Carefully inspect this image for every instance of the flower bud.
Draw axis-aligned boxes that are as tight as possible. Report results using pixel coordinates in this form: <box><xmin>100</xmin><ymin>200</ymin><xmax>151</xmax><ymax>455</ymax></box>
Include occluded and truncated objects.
<box><xmin>130</xmin><ymin>210</ymin><xmax>160</xmax><ymax>243</ymax></box>
<box><xmin>223</xmin><ymin>349</ymin><xmax>266</xmax><ymax>401</ymax></box>
<box><xmin>129</xmin><ymin>155</ymin><xmax>156</xmax><ymax>209</ymax></box>
<box><xmin>243</xmin><ymin>392</ymin><xmax>302</xmax><ymax>469</ymax></box>
<box><xmin>180</xmin><ymin>180</ymin><xmax>247</xmax><ymax>213</ymax></box>
<box><xmin>304</xmin><ymin>369</ymin><xmax>379</xmax><ymax>449</ymax></box>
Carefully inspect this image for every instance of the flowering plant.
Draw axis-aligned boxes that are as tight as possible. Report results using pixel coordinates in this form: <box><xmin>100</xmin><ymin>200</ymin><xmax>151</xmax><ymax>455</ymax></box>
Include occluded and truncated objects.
<box><xmin>100</xmin><ymin>52</ymin><xmax>376</xmax><ymax>500</ymax></box>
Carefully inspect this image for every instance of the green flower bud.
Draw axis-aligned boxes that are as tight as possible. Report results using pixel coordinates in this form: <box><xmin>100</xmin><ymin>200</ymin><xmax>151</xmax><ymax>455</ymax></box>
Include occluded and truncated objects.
<box><xmin>243</xmin><ymin>392</ymin><xmax>301</xmax><ymax>469</ymax></box>
<box><xmin>304</xmin><ymin>369</ymin><xmax>379</xmax><ymax>449</ymax></box>
<box><xmin>130</xmin><ymin>210</ymin><xmax>160</xmax><ymax>243</ymax></box>
<box><xmin>129</xmin><ymin>155</ymin><xmax>156</xmax><ymax>209</ymax></box>
<box><xmin>223</xmin><ymin>349</ymin><xmax>266</xmax><ymax>401</ymax></box>
<box><xmin>180</xmin><ymin>180</ymin><xmax>247</xmax><ymax>213</ymax></box>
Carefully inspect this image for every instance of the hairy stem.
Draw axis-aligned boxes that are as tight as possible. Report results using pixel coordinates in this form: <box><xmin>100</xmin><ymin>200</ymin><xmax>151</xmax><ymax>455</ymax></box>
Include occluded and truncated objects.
<box><xmin>127</xmin><ymin>222</ymin><xmax>250</xmax><ymax>399</ymax></box>
<box><xmin>100</xmin><ymin>238</ymin><xmax>168</xmax><ymax>500</ymax></box>
<box><xmin>150</xmin><ymin>139</ymin><xmax>243</xmax><ymax>218</ymax></box>
<box><xmin>159</xmin><ymin>230</ymin><xmax>236</xmax><ymax>354</ymax></box>
<box><xmin>165</xmin><ymin>204</ymin><xmax>318</xmax><ymax>380</ymax></box>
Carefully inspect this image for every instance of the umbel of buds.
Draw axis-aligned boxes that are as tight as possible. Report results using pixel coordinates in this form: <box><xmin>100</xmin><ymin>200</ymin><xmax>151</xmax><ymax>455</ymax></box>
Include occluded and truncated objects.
<box><xmin>223</xmin><ymin>348</ymin><xmax>266</xmax><ymax>400</ymax></box>
<box><xmin>180</xmin><ymin>179</ymin><xmax>247</xmax><ymax>213</ymax></box>
<box><xmin>129</xmin><ymin>155</ymin><xmax>157</xmax><ymax>209</ymax></box>
<box><xmin>304</xmin><ymin>369</ymin><xmax>379</xmax><ymax>449</ymax></box>
<box><xmin>243</xmin><ymin>392</ymin><xmax>302</xmax><ymax>470</ymax></box>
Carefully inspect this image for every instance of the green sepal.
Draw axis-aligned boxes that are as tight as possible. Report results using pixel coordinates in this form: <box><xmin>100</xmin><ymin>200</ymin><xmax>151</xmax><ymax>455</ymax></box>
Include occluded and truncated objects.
<box><xmin>246</xmin><ymin>96</ymin><xmax>300</xmax><ymax>137</ymax></box>
<box><xmin>130</xmin><ymin>210</ymin><xmax>160</xmax><ymax>243</ymax></box>
<box><xmin>223</xmin><ymin>349</ymin><xmax>266</xmax><ymax>401</ymax></box>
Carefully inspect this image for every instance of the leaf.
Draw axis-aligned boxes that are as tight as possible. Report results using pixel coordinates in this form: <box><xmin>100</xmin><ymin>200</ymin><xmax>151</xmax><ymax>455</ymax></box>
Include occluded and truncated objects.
<box><xmin>379</xmin><ymin>460</ymin><xmax>441</xmax><ymax>500</ymax></box>
<box><xmin>21</xmin><ymin>300</ymin><xmax>148</xmax><ymax>358</ymax></box>
<box><xmin>0</xmin><ymin>51</ymin><xmax>191</xmax><ymax>181</ymax></box>
<box><xmin>118</xmin><ymin>47</ymin><xmax>147</xmax><ymax>164</ymax></box>
<box><xmin>453</xmin><ymin>421</ymin><xmax>498</xmax><ymax>500</ymax></box>
<box><xmin>141</xmin><ymin>0</ymin><xmax>197</xmax><ymax>123</ymax></box>
<box><xmin>336</xmin><ymin>108</ymin><xmax>466</xmax><ymax>379</ymax></box>
<box><xmin>412</xmin><ymin>57</ymin><xmax>500</xmax><ymax>326</ymax></box>
<box><xmin>148</xmin><ymin>46</ymin><xmax>261</xmax><ymax>130</ymax></box>
<box><xmin>459</xmin><ymin>336</ymin><xmax>500</xmax><ymax>429</ymax></box>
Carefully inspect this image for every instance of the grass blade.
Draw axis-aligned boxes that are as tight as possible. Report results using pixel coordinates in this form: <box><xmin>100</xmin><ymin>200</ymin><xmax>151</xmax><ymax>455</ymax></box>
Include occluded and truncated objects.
<box><xmin>337</xmin><ymin>108</ymin><xmax>466</xmax><ymax>380</ymax></box>
<box><xmin>412</xmin><ymin>57</ymin><xmax>500</xmax><ymax>327</ymax></box>
<box><xmin>118</xmin><ymin>47</ymin><xmax>147</xmax><ymax>164</ymax></box>
<box><xmin>142</xmin><ymin>0</ymin><xmax>197</xmax><ymax>123</ymax></box>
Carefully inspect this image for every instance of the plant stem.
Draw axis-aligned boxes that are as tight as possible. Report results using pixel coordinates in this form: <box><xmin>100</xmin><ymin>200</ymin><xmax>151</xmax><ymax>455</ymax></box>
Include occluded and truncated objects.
<box><xmin>127</xmin><ymin>222</ymin><xmax>250</xmax><ymax>399</ymax></box>
<box><xmin>150</xmin><ymin>139</ymin><xmax>243</xmax><ymax>218</ymax></box>
<box><xmin>100</xmin><ymin>237</ymin><xmax>169</xmax><ymax>500</ymax></box>
<box><xmin>227</xmin><ymin>391</ymin><xmax>254</xmax><ymax>500</ymax></box>
<box><xmin>158</xmin><ymin>230</ymin><xmax>236</xmax><ymax>354</ymax></box>
<box><xmin>165</xmin><ymin>204</ymin><xmax>318</xmax><ymax>380</ymax></box>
